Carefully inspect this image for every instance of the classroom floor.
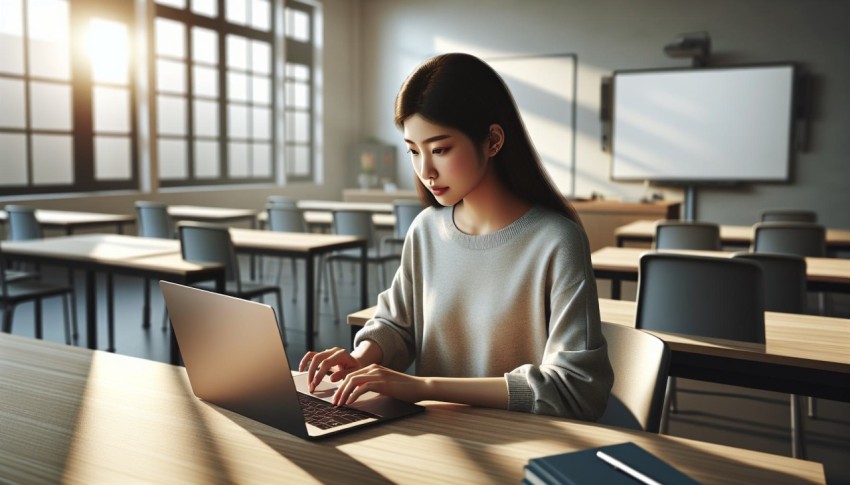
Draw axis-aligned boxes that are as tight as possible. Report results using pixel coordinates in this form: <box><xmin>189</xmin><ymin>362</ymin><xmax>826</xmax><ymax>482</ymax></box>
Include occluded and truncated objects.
<box><xmin>7</xmin><ymin>262</ymin><xmax>850</xmax><ymax>484</ymax></box>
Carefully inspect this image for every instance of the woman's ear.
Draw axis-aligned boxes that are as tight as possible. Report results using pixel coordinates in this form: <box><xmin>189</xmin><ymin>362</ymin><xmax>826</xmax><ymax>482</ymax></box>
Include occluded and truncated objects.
<box><xmin>488</xmin><ymin>124</ymin><xmax>505</xmax><ymax>157</ymax></box>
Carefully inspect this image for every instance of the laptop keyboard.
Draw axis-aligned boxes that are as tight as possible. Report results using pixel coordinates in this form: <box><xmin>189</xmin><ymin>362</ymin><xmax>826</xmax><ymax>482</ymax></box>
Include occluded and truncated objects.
<box><xmin>297</xmin><ymin>392</ymin><xmax>379</xmax><ymax>430</ymax></box>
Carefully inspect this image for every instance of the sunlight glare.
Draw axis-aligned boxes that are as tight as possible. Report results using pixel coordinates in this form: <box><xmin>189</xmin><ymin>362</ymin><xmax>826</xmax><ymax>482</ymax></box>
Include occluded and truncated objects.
<box><xmin>87</xmin><ymin>18</ymin><xmax>129</xmax><ymax>85</ymax></box>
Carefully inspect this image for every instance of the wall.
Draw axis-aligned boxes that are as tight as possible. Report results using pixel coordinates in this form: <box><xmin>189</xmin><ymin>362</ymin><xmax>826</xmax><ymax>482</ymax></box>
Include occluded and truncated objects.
<box><xmin>345</xmin><ymin>0</ymin><xmax>850</xmax><ymax>228</ymax></box>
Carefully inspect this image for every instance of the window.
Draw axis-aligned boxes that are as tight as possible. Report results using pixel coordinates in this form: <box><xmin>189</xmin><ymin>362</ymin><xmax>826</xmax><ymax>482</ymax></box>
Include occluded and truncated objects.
<box><xmin>153</xmin><ymin>0</ymin><xmax>275</xmax><ymax>187</ymax></box>
<box><xmin>283</xmin><ymin>0</ymin><xmax>315</xmax><ymax>182</ymax></box>
<box><xmin>0</xmin><ymin>0</ymin><xmax>137</xmax><ymax>196</ymax></box>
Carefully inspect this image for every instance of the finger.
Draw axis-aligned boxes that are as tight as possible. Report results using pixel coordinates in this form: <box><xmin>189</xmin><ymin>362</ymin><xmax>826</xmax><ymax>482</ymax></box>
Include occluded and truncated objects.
<box><xmin>298</xmin><ymin>351</ymin><xmax>316</xmax><ymax>372</ymax></box>
<box><xmin>345</xmin><ymin>382</ymin><xmax>375</xmax><ymax>406</ymax></box>
<box><xmin>306</xmin><ymin>348</ymin><xmax>338</xmax><ymax>391</ymax></box>
<box><xmin>311</xmin><ymin>348</ymin><xmax>347</xmax><ymax>391</ymax></box>
<box><xmin>333</xmin><ymin>369</ymin><xmax>376</xmax><ymax>407</ymax></box>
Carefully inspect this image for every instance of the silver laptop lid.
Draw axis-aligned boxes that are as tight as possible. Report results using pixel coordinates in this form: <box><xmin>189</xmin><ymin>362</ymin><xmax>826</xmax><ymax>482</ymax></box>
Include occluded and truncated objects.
<box><xmin>160</xmin><ymin>281</ymin><xmax>310</xmax><ymax>438</ymax></box>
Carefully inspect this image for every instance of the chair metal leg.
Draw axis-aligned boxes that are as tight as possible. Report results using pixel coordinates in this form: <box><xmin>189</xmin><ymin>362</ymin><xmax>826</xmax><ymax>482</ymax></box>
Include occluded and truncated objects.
<box><xmin>2</xmin><ymin>304</ymin><xmax>15</xmax><ymax>334</ymax></box>
<box><xmin>791</xmin><ymin>394</ymin><xmax>806</xmax><ymax>459</ymax></box>
<box><xmin>668</xmin><ymin>376</ymin><xmax>678</xmax><ymax>413</ymax></box>
<box><xmin>290</xmin><ymin>259</ymin><xmax>298</xmax><ymax>302</ymax></box>
<box><xmin>808</xmin><ymin>397</ymin><xmax>817</xmax><ymax>419</ymax></box>
<box><xmin>328</xmin><ymin>259</ymin><xmax>340</xmax><ymax>325</ymax></box>
<box><xmin>275</xmin><ymin>290</ymin><xmax>286</xmax><ymax>343</ymax></box>
<box><xmin>142</xmin><ymin>277</ymin><xmax>152</xmax><ymax>329</ymax></box>
<box><xmin>659</xmin><ymin>377</ymin><xmax>673</xmax><ymax>434</ymax></box>
<box><xmin>35</xmin><ymin>300</ymin><xmax>43</xmax><ymax>340</ymax></box>
<box><xmin>68</xmin><ymin>269</ymin><xmax>79</xmax><ymax>339</ymax></box>
<box><xmin>62</xmin><ymin>294</ymin><xmax>72</xmax><ymax>345</ymax></box>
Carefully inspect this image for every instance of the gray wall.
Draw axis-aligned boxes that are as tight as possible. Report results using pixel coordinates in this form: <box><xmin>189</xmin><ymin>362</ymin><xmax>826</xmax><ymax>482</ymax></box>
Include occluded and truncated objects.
<box><xmin>343</xmin><ymin>0</ymin><xmax>850</xmax><ymax>227</ymax></box>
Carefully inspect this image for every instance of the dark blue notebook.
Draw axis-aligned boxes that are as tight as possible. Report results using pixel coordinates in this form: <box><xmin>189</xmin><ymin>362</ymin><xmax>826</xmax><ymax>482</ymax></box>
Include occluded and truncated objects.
<box><xmin>524</xmin><ymin>442</ymin><xmax>699</xmax><ymax>485</ymax></box>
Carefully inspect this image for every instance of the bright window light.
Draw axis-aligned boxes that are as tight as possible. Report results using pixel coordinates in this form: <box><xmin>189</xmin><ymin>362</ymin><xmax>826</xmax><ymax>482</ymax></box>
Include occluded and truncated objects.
<box><xmin>87</xmin><ymin>18</ymin><xmax>129</xmax><ymax>85</ymax></box>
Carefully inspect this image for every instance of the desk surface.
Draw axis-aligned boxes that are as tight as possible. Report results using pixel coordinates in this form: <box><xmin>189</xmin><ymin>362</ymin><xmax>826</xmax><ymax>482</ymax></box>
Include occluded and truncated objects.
<box><xmin>0</xmin><ymin>209</ymin><xmax>134</xmax><ymax>230</ymax></box>
<box><xmin>0</xmin><ymin>334</ymin><xmax>824</xmax><ymax>484</ymax></box>
<box><xmin>168</xmin><ymin>205</ymin><xmax>259</xmax><ymax>221</ymax></box>
<box><xmin>257</xmin><ymin>210</ymin><xmax>396</xmax><ymax>229</ymax></box>
<box><xmin>229</xmin><ymin>227</ymin><xmax>366</xmax><ymax>254</ymax></box>
<box><xmin>348</xmin><ymin>298</ymin><xmax>850</xmax><ymax>401</ymax></box>
<box><xmin>616</xmin><ymin>220</ymin><xmax>850</xmax><ymax>249</ymax></box>
<box><xmin>297</xmin><ymin>199</ymin><xmax>394</xmax><ymax>213</ymax></box>
<box><xmin>592</xmin><ymin>246</ymin><xmax>850</xmax><ymax>287</ymax></box>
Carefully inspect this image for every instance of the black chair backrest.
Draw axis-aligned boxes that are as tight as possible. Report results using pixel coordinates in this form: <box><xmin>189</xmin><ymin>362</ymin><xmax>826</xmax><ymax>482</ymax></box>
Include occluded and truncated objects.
<box><xmin>761</xmin><ymin>209</ymin><xmax>817</xmax><ymax>223</ymax></box>
<box><xmin>5</xmin><ymin>205</ymin><xmax>42</xmax><ymax>240</ymax></box>
<box><xmin>733</xmin><ymin>252</ymin><xmax>807</xmax><ymax>314</ymax></box>
<box><xmin>597</xmin><ymin>323</ymin><xmax>670</xmax><ymax>433</ymax></box>
<box><xmin>654</xmin><ymin>221</ymin><xmax>721</xmax><ymax>251</ymax></box>
<box><xmin>752</xmin><ymin>222</ymin><xmax>826</xmax><ymax>257</ymax></box>
<box><xmin>636</xmin><ymin>253</ymin><xmax>765</xmax><ymax>343</ymax></box>
<box><xmin>177</xmin><ymin>222</ymin><xmax>241</xmax><ymax>288</ymax></box>
<box><xmin>135</xmin><ymin>201</ymin><xmax>173</xmax><ymax>238</ymax></box>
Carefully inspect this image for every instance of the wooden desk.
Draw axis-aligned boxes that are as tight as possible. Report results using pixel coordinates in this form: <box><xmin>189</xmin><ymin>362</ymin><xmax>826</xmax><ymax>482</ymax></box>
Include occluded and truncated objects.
<box><xmin>570</xmin><ymin>200</ymin><xmax>681</xmax><ymax>252</ymax></box>
<box><xmin>592</xmin><ymin>246</ymin><xmax>850</xmax><ymax>299</ymax></box>
<box><xmin>257</xmin><ymin>211</ymin><xmax>396</xmax><ymax>231</ymax></box>
<box><xmin>297</xmin><ymin>200</ymin><xmax>394</xmax><ymax>213</ymax></box>
<box><xmin>342</xmin><ymin>188</ymin><xmax>419</xmax><ymax>203</ymax></box>
<box><xmin>229</xmin><ymin>228</ymin><xmax>368</xmax><ymax>352</ymax></box>
<box><xmin>0</xmin><ymin>209</ymin><xmax>135</xmax><ymax>235</ymax></box>
<box><xmin>0</xmin><ymin>334</ymin><xmax>824</xmax><ymax>484</ymax></box>
<box><xmin>616</xmin><ymin>220</ymin><xmax>850</xmax><ymax>252</ymax></box>
<box><xmin>167</xmin><ymin>205</ymin><xmax>259</xmax><ymax>227</ymax></box>
<box><xmin>347</xmin><ymin>299</ymin><xmax>850</xmax><ymax>402</ymax></box>
<box><xmin>0</xmin><ymin>235</ymin><xmax>223</xmax><ymax>354</ymax></box>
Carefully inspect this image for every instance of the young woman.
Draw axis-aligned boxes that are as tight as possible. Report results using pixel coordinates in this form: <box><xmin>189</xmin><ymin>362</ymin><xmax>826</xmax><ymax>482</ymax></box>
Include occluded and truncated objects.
<box><xmin>300</xmin><ymin>53</ymin><xmax>613</xmax><ymax>420</ymax></box>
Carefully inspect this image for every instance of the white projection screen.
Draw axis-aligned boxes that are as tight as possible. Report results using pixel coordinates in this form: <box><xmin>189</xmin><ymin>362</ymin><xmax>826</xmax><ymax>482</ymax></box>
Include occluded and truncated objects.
<box><xmin>611</xmin><ymin>65</ymin><xmax>795</xmax><ymax>183</ymax></box>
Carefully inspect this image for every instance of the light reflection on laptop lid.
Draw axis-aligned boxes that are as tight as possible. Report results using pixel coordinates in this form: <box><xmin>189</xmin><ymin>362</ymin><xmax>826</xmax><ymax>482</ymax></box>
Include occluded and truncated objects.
<box><xmin>159</xmin><ymin>280</ymin><xmax>423</xmax><ymax>439</ymax></box>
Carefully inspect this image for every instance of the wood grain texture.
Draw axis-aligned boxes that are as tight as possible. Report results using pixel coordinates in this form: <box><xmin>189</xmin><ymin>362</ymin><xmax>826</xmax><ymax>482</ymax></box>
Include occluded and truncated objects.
<box><xmin>0</xmin><ymin>334</ymin><xmax>825</xmax><ymax>484</ymax></box>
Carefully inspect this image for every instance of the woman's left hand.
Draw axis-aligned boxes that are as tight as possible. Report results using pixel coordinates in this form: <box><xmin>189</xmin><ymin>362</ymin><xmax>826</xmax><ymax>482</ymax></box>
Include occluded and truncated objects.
<box><xmin>333</xmin><ymin>364</ymin><xmax>427</xmax><ymax>407</ymax></box>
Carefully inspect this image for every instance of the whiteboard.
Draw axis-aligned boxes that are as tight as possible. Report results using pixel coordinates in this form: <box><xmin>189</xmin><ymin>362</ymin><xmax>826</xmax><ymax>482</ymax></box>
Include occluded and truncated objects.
<box><xmin>611</xmin><ymin>65</ymin><xmax>795</xmax><ymax>183</ymax></box>
<box><xmin>489</xmin><ymin>54</ymin><xmax>576</xmax><ymax>195</ymax></box>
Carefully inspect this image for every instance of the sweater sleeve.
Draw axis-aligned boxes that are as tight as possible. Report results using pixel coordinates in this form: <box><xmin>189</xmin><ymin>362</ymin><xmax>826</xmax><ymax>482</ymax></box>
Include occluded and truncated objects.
<box><xmin>504</xmin><ymin>227</ymin><xmax>614</xmax><ymax>422</ymax></box>
<box><xmin>352</xmin><ymin>235</ymin><xmax>417</xmax><ymax>372</ymax></box>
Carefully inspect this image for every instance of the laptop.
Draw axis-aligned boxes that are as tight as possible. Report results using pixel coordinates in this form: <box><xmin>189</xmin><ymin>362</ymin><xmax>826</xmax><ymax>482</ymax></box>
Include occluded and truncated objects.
<box><xmin>160</xmin><ymin>280</ymin><xmax>424</xmax><ymax>439</ymax></box>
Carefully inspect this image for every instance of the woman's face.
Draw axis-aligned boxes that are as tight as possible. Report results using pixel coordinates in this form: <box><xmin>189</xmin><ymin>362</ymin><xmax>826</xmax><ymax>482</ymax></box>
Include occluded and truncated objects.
<box><xmin>403</xmin><ymin>114</ymin><xmax>490</xmax><ymax>207</ymax></box>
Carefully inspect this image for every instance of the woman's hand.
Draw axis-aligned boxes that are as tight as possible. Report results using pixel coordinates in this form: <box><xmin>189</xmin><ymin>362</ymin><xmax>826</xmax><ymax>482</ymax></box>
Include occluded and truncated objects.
<box><xmin>299</xmin><ymin>347</ymin><xmax>364</xmax><ymax>393</ymax></box>
<box><xmin>332</xmin><ymin>364</ymin><xmax>427</xmax><ymax>406</ymax></box>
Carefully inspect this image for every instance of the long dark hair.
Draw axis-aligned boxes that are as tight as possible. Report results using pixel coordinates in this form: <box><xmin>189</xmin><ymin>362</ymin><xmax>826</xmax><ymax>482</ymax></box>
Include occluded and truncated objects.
<box><xmin>394</xmin><ymin>53</ymin><xmax>581</xmax><ymax>226</ymax></box>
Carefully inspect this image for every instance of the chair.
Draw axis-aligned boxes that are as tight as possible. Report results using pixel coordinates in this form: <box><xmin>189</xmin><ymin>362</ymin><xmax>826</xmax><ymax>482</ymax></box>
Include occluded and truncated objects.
<box><xmin>597</xmin><ymin>322</ymin><xmax>670</xmax><ymax>433</ymax></box>
<box><xmin>5</xmin><ymin>205</ymin><xmax>78</xmax><ymax>340</ymax></box>
<box><xmin>733</xmin><ymin>252</ymin><xmax>808</xmax><ymax>457</ymax></box>
<box><xmin>135</xmin><ymin>201</ymin><xmax>175</xmax><ymax>330</ymax></box>
<box><xmin>323</xmin><ymin>210</ymin><xmax>401</xmax><ymax>323</ymax></box>
<box><xmin>752</xmin><ymin>222</ymin><xmax>826</xmax><ymax>257</ymax></box>
<box><xmin>1</xmin><ymin>244</ymin><xmax>76</xmax><ymax>345</ymax></box>
<box><xmin>266</xmin><ymin>205</ymin><xmax>309</xmax><ymax>301</ymax></box>
<box><xmin>635</xmin><ymin>253</ymin><xmax>765</xmax><ymax>434</ymax></box>
<box><xmin>654</xmin><ymin>221</ymin><xmax>721</xmax><ymax>251</ymax></box>
<box><xmin>381</xmin><ymin>199</ymin><xmax>424</xmax><ymax>255</ymax></box>
<box><xmin>177</xmin><ymin>221</ymin><xmax>286</xmax><ymax>339</ymax></box>
<box><xmin>761</xmin><ymin>209</ymin><xmax>817</xmax><ymax>223</ymax></box>
<box><xmin>266</xmin><ymin>195</ymin><xmax>298</xmax><ymax>208</ymax></box>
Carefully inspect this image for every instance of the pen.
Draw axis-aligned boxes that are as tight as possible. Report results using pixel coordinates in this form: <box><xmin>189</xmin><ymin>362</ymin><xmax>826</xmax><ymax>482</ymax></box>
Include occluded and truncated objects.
<box><xmin>596</xmin><ymin>450</ymin><xmax>662</xmax><ymax>485</ymax></box>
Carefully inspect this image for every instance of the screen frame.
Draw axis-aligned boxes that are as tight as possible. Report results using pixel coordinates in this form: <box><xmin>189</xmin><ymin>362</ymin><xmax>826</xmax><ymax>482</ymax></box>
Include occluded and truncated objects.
<box><xmin>609</xmin><ymin>63</ymin><xmax>799</xmax><ymax>185</ymax></box>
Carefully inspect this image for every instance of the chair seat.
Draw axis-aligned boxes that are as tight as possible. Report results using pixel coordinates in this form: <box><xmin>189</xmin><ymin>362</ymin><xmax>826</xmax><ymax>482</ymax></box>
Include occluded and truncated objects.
<box><xmin>3</xmin><ymin>270</ymin><xmax>38</xmax><ymax>283</ymax></box>
<box><xmin>2</xmin><ymin>280</ymin><xmax>73</xmax><ymax>303</ymax></box>
<box><xmin>196</xmin><ymin>280</ymin><xmax>281</xmax><ymax>300</ymax></box>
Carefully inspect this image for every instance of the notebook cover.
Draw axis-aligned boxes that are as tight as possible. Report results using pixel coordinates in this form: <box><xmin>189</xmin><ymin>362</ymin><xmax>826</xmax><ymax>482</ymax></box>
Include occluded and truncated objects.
<box><xmin>524</xmin><ymin>442</ymin><xmax>699</xmax><ymax>485</ymax></box>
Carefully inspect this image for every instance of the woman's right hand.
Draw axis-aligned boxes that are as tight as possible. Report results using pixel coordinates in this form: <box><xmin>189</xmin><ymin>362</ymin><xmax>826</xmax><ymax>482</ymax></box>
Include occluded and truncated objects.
<box><xmin>299</xmin><ymin>347</ymin><xmax>364</xmax><ymax>393</ymax></box>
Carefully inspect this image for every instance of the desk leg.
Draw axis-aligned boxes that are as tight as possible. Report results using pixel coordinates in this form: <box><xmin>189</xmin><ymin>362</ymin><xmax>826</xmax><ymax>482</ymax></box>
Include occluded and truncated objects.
<box><xmin>107</xmin><ymin>273</ymin><xmax>115</xmax><ymax>352</ymax></box>
<box><xmin>86</xmin><ymin>271</ymin><xmax>97</xmax><ymax>350</ymax></box>
<box><xmin>305</xmin><ymin>255</ymin><xmax>315</xmax><ymax>351</ymax></box>
<box><xmin>611</xmin><ymin>278</ymin><xmax>622</xmax><ymax>300</ymax></box>
<box><xmin>360</xmin><ymin>244</ymin><xmax>367</xmax><ymax>318</ymax></box>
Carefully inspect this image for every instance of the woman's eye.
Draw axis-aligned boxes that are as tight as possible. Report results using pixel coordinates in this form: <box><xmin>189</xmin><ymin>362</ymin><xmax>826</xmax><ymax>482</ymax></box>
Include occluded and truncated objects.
<box><xmin>406</xmin><ymin>148</ymin><xmax>419</xmax><ymax>155</ymax></box>
<box><xmin>432</xmin><ymin>147</ymin><xmax>448</xmax><ymax>155</ymax></box>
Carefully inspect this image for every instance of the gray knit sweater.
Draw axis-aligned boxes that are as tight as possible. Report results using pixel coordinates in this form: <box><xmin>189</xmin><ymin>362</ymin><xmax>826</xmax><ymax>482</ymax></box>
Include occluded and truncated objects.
<box><xmin>354</xmin><ymin>204</ymin><xmax>613</xmax><ymax>421</ymax></box>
